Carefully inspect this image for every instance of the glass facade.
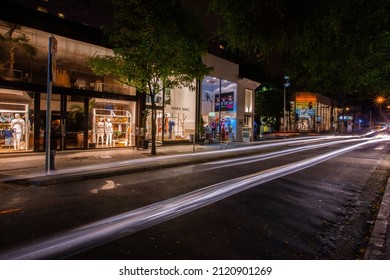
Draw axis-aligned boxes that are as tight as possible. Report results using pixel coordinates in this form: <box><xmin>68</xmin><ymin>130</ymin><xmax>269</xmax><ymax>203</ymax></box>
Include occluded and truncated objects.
<box><xmin>146</xmin><ymin>85</ymin><xmax>196</xmax><ymax>142</ymax></box>
<box><xmin>292</xmin><ymin>92</ymin><xmax>335</xmax><ymax>133</ymax></box>
<box><xmin>0</xmin><ymin>21</ymin><xmax>137</xmax><ymax>153</ymax></box>
<box><xmin>201</xmin><ymin>76</ymin><xmax>237</xmax><ymax>143</ymax></box>
<box><xmin>0</xmin><ymin>89</ymin><xmax>33</xmax><ymax>152</ymax></box>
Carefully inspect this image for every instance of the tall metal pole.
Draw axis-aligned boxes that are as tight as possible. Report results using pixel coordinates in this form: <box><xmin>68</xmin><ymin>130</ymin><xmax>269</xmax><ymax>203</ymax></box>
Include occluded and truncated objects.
<box><xmin>283</xmin><ymin>85</ymin><xmax>286</xmax><ymax>139</ymax></box>
<box><xmin>45</xmin><ymin>35</ymin><xmax>57</xmax><ymax>173</ymax></box>
<box><xmin>45</xmin><ymin>37</ymin><xmax>53</xmax><ymax>173</ymax></box>
<box><xmin>219</xmin><ymin>78</ymin><xmax>222</xmax><ymax>144</ymax></box>
<box><xmin>283</xmin><ymin>76</ymin><xmax>289</xmax><ymax>139</ymax></box>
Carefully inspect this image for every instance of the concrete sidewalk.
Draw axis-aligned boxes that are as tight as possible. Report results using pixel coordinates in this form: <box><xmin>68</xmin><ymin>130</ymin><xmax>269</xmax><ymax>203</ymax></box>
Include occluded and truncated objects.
<box><xmin>0</xmin><ymin>139</ymin><xmax>389</xmax><ymax>259</ymax></box>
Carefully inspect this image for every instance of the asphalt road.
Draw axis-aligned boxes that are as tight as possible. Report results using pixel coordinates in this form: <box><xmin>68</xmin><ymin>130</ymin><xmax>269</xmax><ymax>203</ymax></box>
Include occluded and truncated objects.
<box><xmin>0</xmin><ymin>138</ymin><xmax>389</xmax><ymax>259</ymax></box>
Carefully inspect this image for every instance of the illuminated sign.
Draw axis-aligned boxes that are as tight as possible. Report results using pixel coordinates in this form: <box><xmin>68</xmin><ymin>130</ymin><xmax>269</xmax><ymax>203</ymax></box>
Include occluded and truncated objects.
<box><xmin>215</xmin><ymin>92</ymin><xmax>234</xmax><ymax>111</ymax></box>
<box><xmin>295</xmin><ymin>94</ymin><xmax>316</xmax><ymax>118</ymax></box>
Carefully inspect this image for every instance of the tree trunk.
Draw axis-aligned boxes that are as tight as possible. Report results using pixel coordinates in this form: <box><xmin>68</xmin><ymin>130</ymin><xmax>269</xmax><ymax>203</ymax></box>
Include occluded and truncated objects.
<box><xmin>151</xmin><ymin>96</ymin><xmax>157</xmax><ymax>155</ymax></box>
<box><xmin>8</xmin><ymin>47</ymin><xmax>15</xmax><ymax>77</ymax></box>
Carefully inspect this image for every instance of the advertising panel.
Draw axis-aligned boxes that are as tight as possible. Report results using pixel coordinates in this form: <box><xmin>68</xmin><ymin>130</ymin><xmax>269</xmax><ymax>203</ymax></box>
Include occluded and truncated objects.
<box><xmin>215</xmin><ymin>92</ymin><xmax>234</xmax><ymax>111</ymax></box>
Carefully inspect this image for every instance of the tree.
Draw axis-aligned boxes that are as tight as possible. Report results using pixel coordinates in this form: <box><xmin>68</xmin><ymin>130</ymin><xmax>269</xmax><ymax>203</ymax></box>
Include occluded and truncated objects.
<box><xmin>0</xmin><ymin>22</ymin><xmax>37</xmax><ymax>78</ymax></box>
<box><xmin>287</xmin><ymin>0</ymin><xmax>390</xmax><ymax>97</ymax></box>
<box><xmin>88</xmin><ymin>0</ymin><xmax>211</xmax><ymax>155</ymax></box>
<box><xmin>209</xmin><ymin>0</ymin><xmax>390</xmax><ymax>99</ymax></box>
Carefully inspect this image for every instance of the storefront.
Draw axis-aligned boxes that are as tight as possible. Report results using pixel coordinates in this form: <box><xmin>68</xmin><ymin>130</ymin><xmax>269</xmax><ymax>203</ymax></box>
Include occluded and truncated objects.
<box><xmin>144</xmin><ymin>54</ymin><xmax>260</xmax><ymax>145</ymax></box>
<box><xmin>0</xmin><ymin>89</ymin><xmax>32</xmax><ymax>152</ymax></box>
<box><xmin>292</xmin><ymin>92</ymin><xmax>337</xmax><ymax>133</ymax></box>
<box><xmin>0</xmin><ymin>21</ymin><xmax>138</xmax><ymax>153</ymax></box>
<box><xmin>201</xmin><ymin>76</ymin><xmax>237</xmax><ymax>143</ymax></box>
<box><xmin>0</xmin><ymin>21</ymin><xmax>262</xmax><ymax>153</ymax></box>
<box><xmin>145</xmin><ymin>85</ymin><xmax>196</xmax><ymax>143</ymax></box>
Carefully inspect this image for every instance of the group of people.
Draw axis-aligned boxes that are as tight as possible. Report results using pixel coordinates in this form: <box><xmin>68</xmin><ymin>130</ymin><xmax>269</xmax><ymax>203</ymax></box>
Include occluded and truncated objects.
<box><xmin>96</xmin><ymin>117</ymin><xmax>114</xmax><ymax>147</ymax></box>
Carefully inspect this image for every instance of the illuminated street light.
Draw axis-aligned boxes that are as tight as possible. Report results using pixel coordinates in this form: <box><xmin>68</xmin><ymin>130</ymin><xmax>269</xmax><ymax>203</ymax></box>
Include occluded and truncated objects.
<box><xmin>374</xmin><ymin>94</ymin><xmax>387</xmax><ymax>107</ymax></box>
<box><xmin>373</xmin><ymin>94</ymin><xmax>388</xmax><ymax>124</ymax></box>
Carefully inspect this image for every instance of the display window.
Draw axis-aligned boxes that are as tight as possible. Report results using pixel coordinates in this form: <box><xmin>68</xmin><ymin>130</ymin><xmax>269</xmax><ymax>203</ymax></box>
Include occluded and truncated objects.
<box><xmin>148</xmin><ymin>85</ymin><xmax>196</xmax><ymax>143</ymax></box>
<box><xmin>0</xmin><ymin>90</ymin><xmax>33</xmax><ymax>153</ymax></box>
<box><xmin>201</xmin><ymin>76</ymin><xmax>237</xmax><ymax>143</ymax></box>
<box><xmin>293</xmin><ymin>92</ymin><xmax>335</xmax><ymax>132</ymax></box>
<box><xmin>91</xmin><ymin>99</ymin><xmax>135</xmax><ymax>148</ymax></box>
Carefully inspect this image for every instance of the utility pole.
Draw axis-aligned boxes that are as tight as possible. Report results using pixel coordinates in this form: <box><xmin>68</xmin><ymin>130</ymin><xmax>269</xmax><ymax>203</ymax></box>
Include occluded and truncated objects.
<box><xmin>283</xmin><ymin>76</ymin><xmax>290</xmax><ymax>139</ymax></box>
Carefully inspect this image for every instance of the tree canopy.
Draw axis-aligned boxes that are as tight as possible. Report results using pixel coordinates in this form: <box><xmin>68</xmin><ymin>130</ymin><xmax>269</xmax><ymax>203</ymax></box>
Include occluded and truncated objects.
<box><xmin>88</xmin><ymin>0</ymin><xmax>211</xmax><ymax>155</ymax></box>
<box><xmin>209</xmin><ymin>0</ymin><xmax>390</xmax><ymax>98</ymax></box>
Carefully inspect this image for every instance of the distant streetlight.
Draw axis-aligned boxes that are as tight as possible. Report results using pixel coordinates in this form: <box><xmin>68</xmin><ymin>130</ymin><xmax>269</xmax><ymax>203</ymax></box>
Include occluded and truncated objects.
<box><xmin>375</xmin><ymin>95</ymin><xmax>386</xmax><ymax>106</ymax></box>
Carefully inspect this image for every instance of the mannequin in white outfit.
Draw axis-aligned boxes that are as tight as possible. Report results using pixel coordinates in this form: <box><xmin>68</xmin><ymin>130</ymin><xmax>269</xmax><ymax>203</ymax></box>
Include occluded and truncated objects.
<box><xmin>105</xmin><ymin>118</ymin><xmax>113</xmax><ymax>147</ymax></box>
<box><xmin>10</xmin><ymin>113</ymin><xmax>25</xmax><ymax>150</ymax></box>
<box><xmin>96</xmin><ymin>117</ymin><xmax>105</xmax><ymax>146</ymax></box>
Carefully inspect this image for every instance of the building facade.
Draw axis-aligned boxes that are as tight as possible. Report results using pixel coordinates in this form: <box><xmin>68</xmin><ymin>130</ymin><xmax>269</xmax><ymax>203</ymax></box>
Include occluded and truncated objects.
<box><xmin>291</xmin><ymin>92</ymin><xmax>338</xmax><ymax>133</ymax></box>
<box><xmin>0</xmin><ymin>3</ymin><xmax>261</xmax><ymax>153</ymax></box>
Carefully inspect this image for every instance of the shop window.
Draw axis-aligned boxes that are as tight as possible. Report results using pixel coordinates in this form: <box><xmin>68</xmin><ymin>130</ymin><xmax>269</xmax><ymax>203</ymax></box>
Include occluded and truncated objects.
<box><xmin>0</xmin><ymin>90</ymin><xmax>33</xmax><ymax>153</ymax></box>
<box><xmin>245</xmin><ymin>89</ymin><xmax>253</xmax><ymax>113</ymax></box>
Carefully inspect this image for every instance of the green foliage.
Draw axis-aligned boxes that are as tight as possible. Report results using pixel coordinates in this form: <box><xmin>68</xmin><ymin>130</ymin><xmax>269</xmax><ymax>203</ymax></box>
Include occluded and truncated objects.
<box><xmin>209</xmin><ymin>0</ymin><xmax>390</xmax><ymax>99</ymax></box>
<box><xmin>255</xmin><ymin>84</ymin><xmax>285</xmax><ymax>131</ymax></box>
<box><xmin>87</xmin><ymin>0</ymin><xmax>211</xmax><ymax>154</ymax></box>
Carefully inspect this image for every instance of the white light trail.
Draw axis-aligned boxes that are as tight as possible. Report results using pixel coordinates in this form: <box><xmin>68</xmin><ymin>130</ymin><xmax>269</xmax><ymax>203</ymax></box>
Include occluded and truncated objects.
<box><xmin>202</xmin><ymin>137</ymin><xmax>366</xmax><ymax>169</ymax></box>
<box><xmin>0</xmin><ymin>136</ymin><xmax>339</xmax><ymax>182</ymax></box>
<box><xmin>0</xmin><ymin>137</ymin><xmax>386</xmax><ymax>260</ymax></box>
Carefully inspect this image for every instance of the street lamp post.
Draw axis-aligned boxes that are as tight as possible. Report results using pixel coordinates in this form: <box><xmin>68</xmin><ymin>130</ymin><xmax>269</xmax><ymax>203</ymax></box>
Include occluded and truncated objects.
<box><xmin>283</xmin><ymin>76</ymin><xmax>290</xmax><ymax>139</ymax></box>
<box><xmin>375</xmin><ymin>95</ymin><xmax>386</xmax><ymax>124</ymax></box>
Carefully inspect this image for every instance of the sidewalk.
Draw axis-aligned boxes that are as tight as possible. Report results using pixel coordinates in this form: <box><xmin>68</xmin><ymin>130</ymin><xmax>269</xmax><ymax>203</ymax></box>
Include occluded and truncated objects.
<box><xmin>0</xmin><ymin>139</ymin><xmax>389</xmax><ymax>259</ymax></box>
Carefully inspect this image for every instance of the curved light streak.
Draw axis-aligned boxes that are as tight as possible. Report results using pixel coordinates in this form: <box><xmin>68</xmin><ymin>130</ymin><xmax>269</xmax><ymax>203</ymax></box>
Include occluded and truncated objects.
<box><xmin>0</xmin><ymin>138</ymin><xmax>386</xmax><ymax>260</ymax></box>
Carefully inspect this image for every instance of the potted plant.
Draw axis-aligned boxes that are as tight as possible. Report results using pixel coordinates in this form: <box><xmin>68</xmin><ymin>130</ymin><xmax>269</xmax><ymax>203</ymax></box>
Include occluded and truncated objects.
<box><xmin>0</xmin><ymin>22</ymin><xmax>37</xmax><ymax>79</ymax></box>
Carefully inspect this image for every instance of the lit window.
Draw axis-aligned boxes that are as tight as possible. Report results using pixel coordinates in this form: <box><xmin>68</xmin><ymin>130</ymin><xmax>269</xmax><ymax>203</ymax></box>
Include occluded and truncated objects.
<box><xmin>37</xmin><ymin>6</ymin><xmax>48</xmax><ymax>13</ymax></box>
<box><xmin>58</xmin><ymin>12</ymin><xmax>65</xmax><ymax>18</ymax></box>
<box><xmin>245</xmin><ymin>89</ymin><xmax>253</xmax><ymax>113</ymax></box>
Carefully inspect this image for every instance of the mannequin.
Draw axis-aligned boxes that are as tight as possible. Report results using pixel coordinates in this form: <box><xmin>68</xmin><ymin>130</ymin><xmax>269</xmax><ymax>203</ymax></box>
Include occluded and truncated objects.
<box><xmin>105</xmin><ymin>118</ymin><xmax>113</xmax><ymax>147</ymax></box>
<box><xmin>96</xmin><ymin>117</ymin><xmax>105</xmax><ymax>146</ymax></box>
<box><xmin>10</xmin><ymin>113</ymin><xmax>25</xmax><ymax>150</ymax></box>
<box><xmin>168</xmin><ymin>119</ymin><xmax>175</xmax><ymax>139</ymax></box>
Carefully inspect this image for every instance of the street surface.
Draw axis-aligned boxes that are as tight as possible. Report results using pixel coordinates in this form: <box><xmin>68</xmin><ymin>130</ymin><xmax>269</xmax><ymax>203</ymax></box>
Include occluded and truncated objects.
<box><xmin>0</xmin><ymin>135</ymin><xmax>389</xmax><ymax>259</ymax></box>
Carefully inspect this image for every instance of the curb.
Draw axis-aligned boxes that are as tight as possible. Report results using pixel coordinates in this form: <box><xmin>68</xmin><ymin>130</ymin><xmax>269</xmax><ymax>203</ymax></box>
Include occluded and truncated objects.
<box><xmin>364</xmin><ymin>177</ymin><xmax>390</xmax><ymax>259</ymax></box>
<box><xmin>2</xmin><ymin>147</ymin><xmax>262</xmax><ymax>186</ymax></box>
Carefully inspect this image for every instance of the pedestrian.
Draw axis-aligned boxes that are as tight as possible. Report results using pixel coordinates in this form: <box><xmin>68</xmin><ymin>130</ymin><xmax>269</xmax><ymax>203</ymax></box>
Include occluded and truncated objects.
<box><xmin>45</xmin><ymin>119</ymin><xmax>62</xmax><ymax>171</ymax></box>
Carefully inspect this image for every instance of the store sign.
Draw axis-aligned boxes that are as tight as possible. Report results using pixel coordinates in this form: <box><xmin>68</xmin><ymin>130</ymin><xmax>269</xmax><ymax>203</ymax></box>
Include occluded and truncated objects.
<box><xmin>295</xmin><ymin>95</ymin><xmax>316</xmax><ymax>118</ymax></box>
<box><xmin>215</xmin><ymin>92</ymin><xmax>234</xmax><ymax>111</ymax></box>
<box><xmin>171</xmin><ymin>106</ymin><xmax>190</xmax><ymax>112</ymax></box>
<box><xmin>50</xmin><ymin>35</ymin><xmax>57</xmax><ymax>83</ymax></box>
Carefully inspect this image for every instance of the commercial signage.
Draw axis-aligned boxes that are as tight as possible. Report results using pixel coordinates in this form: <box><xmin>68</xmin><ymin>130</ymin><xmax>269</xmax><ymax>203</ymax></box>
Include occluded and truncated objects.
<box><xmin>295</xmin><ymin>94</ymin><xmax>316</xmax><ymax>119</ymax></box>
<box><xmin>215</xmin><ymin>92</ymin><xmax>234</xmax><ymax>111</ymax></box>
